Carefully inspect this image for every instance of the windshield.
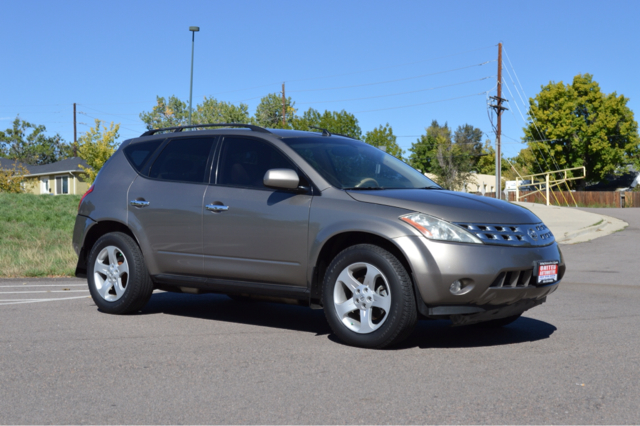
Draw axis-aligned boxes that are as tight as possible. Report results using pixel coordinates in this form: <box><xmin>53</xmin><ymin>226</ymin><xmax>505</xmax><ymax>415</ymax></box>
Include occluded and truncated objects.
<box><xmin>282</xmin><ymin>136</ymin><xmax>441</xmax><ymax>190</ymax></box>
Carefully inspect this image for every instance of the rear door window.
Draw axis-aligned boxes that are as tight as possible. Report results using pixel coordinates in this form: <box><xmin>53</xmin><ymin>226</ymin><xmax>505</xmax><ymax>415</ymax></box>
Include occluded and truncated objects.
<box><xmin>149</xmin><ymin>137</ymin><xmax>216</xmax><ymax>184</ymax></box>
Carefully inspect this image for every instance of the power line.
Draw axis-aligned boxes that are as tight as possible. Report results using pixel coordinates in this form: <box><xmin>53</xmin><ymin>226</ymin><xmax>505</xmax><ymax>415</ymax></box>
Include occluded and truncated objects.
<box><xmin>296</xmin><ymin>76</ymin><xmax>493</xmax><ymax>105</ymax></box>
<box><xmin>288</xmin><ymin>61</ymin><xmax>494</xmax><ymax>93</ymax></box>
<box><xmin>501</xmin><ymin>58</ymin><xmax>563</xmax><ymax>174</ymax></box>
<box><xmin>353</xmin><ymin>92</ymin><xmax>487</xmax><ymax>114</ymax></box>
<box><xmin>503</xmin><ymin>47</ymin><xmax>565</xmax><ymax>174</ymax></box>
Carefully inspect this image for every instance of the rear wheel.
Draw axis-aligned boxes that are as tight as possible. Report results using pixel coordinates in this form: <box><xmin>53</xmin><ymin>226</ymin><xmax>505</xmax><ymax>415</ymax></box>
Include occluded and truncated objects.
<box><xmin>87</xmin><ymin>232</ymin><xmax>153</xmax><ymax>314</ymax></box>
<box><xmin>323</xmin><ymin>244</ymin><xmax>417</xmax><ymax>349</ymax></box>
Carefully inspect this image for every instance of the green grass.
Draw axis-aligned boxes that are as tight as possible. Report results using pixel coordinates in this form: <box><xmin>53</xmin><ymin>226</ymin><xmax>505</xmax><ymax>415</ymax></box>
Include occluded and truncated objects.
<box><xmin>0</xmin><ymin>193</ymin><xmax>81</xmax><ymax>277</ymax></box>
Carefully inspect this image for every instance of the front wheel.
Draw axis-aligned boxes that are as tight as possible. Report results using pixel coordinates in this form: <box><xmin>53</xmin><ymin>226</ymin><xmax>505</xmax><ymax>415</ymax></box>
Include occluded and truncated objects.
<box><xmin>87</xmin><ymin>232</ymin><xmax>153</xmax><ymax>314</ymax></box>
<box><xmin>323</xmin><ymin>244</ymin><xmax>417</xmax><ymax>349</ymax></box>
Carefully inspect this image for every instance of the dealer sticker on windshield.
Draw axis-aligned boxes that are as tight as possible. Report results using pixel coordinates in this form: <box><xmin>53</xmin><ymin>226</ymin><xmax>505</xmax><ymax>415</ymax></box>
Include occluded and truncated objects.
<box><xmin>535</xmin><ymin>260</ymin><xmax>559</xmax><ymax>284</ymax></box>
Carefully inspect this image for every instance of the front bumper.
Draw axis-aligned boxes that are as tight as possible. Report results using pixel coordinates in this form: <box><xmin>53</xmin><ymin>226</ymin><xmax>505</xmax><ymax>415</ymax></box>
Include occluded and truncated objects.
<box><xmin>393</xmin><ymin>235</ymin><xmax>564</xmax><ymax>312</ymax></box>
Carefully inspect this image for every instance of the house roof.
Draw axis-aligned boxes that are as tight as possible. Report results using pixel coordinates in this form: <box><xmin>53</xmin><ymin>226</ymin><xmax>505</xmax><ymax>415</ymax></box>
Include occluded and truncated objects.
<box><xmin>0</xmin><ymin>157</ymin><xmax>26</xmax><ymax>170</ymax></box>
<box><xmin>0</xmin><ymin>157</ymin><xmax>91</xmax><ymax>176</ymax></box>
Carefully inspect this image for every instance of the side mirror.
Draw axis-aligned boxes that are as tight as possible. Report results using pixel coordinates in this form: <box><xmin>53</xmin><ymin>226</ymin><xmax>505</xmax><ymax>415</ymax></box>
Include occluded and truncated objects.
<box><xmin>263</xmin><ymin>168</ymin><xmax>300</xmax><ymax>190</ymax></box>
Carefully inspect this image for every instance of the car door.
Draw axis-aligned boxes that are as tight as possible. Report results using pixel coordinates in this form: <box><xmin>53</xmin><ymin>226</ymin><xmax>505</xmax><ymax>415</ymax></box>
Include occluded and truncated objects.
<box><xmin>202</xmin><ymin>136</ymin><xmax>312</xmax><ymax>286</ymax></box>
<box><xmin>127</xmin><ymin>136</ymin><xmax>216</xmax><ymax>276</ymax></box>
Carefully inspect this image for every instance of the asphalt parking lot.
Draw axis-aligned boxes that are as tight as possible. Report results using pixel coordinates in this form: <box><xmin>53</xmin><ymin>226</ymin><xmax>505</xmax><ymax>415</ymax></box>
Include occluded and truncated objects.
<box><xmin>1</xmin><ymin>208</ymin><xmax>639</xmax><ymax>424</ymax></box>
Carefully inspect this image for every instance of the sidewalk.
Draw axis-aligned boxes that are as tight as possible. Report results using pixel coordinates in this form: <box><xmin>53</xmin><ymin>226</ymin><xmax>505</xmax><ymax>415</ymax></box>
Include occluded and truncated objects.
<box><xmin>513</xmin><ymin>202</ymin><xmax>628</xmax><ymax>244</ymax></box>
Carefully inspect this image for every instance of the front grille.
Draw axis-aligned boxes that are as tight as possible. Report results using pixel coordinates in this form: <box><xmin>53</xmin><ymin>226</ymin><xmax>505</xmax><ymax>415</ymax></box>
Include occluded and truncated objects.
<box><xmin>490</xmin><ymin>269</ymin><xmax>536</xmax><ymax>288</ymax></box>
<box><xmin>455</xmin><ymin>222</ymin><xmax>554</xmax><ymax>247</ymax></box>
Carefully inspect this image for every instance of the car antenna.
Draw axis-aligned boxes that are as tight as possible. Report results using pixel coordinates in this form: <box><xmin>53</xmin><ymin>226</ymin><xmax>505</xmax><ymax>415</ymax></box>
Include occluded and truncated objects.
<box><xmin>309</xmin><ymin>126</ymin><xmax>331</xmax><ymax>137</ymax></box>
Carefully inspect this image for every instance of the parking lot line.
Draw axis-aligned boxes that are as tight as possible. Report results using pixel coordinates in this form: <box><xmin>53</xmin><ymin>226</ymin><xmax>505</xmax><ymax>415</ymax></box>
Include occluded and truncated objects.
<box><xmin>0</xmin><ymin>290</ymin><xmax>89</xmax><ymax>294</ymax></box>
<box><xmin>0</xmin><ymin>284</ymin><xmax>86</xmax><ymax>288</ymax></box>
<box><xmin>0</xmin><ymin>295</ymin><xmax>90</xmax><ymax>305</ymax></box>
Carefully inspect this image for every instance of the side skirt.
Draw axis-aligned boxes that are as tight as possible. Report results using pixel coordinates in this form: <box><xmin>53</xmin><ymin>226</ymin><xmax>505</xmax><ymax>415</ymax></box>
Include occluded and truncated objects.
<box><xmin>152</xmin><ymin>273</ymin><xmax>310</xmax><ymax>301</ymax></box>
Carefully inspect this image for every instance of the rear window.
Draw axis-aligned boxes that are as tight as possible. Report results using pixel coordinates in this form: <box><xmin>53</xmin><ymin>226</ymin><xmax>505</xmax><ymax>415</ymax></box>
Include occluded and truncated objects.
<box><xmin>124</xmin><ymin>140</ymin><xmax>163</xmax><ymax>173</ymax></box>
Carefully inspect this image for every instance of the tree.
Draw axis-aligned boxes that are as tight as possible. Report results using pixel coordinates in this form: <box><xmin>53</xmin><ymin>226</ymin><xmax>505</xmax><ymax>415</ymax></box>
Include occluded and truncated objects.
<box><xmin>474</xmin><ymin>140</ymin><xmax>512</xmax><ymax>177</ymax></box>
<box><xmin>524</xmin><ymin>73</ymin><xmax>640</xmax><ymax>189</ymax></box>
<box><xmin>0</xmin><ymin>161</ymin><xmax>30</xmax><ymax>193</ymax></box>
<box><xmin>139</xmin><ymin>96</ymin><xmax>189</xmax><ymax>130</ymax></box>
<box><xmin>0</xmin><ymin>117</ymin><xmax>70</xmax><ymax>165</ymax></box>
<box><xmin>254</xmin><ymin>93</ymin><xmax>296</xmax><ymax>129</ymax></box>
<box><xmin>475</xmin><ymin>140</ymin><xmax>497</xmax><ymax>175</ymax></box>
<box><xmin>194</xmin><ymin>96</ymin><xmax>250</xmax><ymax>124</ymax></box>
<box><xmin>409</xmin><ymin>120</ymin><xmax>477</xmax><ymax>190</ymax></box>
<box><xmin>453</xmin><ymin>124</ymin><xmax>483</xmax><ymax>170</ymax></box>
<box><xmin>293</xmin><ymin>108</ymin><xmax>362</xmax><ymax>139</ymax></box>
<box><xmin>364</xmin><ymin>123</ymin><xmax>403</xmax><ymax>159</ymax></box>
<box><xmin>408</xmin><ymin>133</ymin><xmax>437</xmax><ymax>174</ymax></box>
<box><xmin>77</xmin><ymin>119</ymin><xmax>120</xmax><ymax>183</ymax></box>
<box><xmin>505</xmin><ymin>147</ymin><xmax>540</xmax><ymax>179</ymax></box>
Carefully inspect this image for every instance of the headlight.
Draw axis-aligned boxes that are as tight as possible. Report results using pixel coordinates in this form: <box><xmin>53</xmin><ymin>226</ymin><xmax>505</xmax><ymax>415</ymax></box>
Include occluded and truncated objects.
<box><xmin>400</xmin><ymin>212</ymin><xmax>482</xmax><ymax>244</ymax></box>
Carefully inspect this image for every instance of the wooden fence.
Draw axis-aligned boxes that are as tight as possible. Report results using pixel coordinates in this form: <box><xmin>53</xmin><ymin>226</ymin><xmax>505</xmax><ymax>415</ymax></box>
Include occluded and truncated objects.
<box><xmin>468</xmin><ymin>191</ymin><xmax>640</xmax><ymax>208</ymax></box>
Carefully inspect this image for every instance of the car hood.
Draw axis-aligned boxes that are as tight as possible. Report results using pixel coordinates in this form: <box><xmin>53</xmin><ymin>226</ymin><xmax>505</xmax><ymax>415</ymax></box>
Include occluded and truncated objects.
<box><xmin>347</xmin><ymin>189</ymin><xmax>541</xmax><ymax>224</ymax></box>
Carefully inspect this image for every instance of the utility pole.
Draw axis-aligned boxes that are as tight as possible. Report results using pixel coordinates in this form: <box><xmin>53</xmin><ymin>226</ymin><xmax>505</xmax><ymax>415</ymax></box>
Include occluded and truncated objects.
<box><xmin>281</xmin><ymin>82</ymin><xmax>286</xmax><ymax>127</ymax></box>
<box><xmin>490</xmin><ymin>43</ymin><xmax>508</xmax><ymax>200</ymax></box>
<box><xmin>73</xmin><ymin>103</ymin><xmax>77</xmax><ymax>157</ymax></box>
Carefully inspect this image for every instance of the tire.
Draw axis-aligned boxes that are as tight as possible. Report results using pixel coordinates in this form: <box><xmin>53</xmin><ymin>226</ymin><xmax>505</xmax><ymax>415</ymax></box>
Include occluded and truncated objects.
<box><xmin>87</xmin><ymin>232</ymin><xmax>153</xmax><ymax>315</ymax></box>
<box><xmin>323</xmin><ymin>244</ymin><xmax>417</xmax><ymax>349</ymax></box>
<box><xmin>474</xmin><ymin>313</ymin><xmax>522</xmax><ymax>328</ymax></box>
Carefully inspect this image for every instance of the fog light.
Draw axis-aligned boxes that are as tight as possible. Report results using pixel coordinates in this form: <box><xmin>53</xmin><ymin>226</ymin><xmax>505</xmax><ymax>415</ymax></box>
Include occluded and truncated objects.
<box><xmin>449</xmin><ymin>279</ymin><xmax>474</xmax><ymax>295</ymax></box>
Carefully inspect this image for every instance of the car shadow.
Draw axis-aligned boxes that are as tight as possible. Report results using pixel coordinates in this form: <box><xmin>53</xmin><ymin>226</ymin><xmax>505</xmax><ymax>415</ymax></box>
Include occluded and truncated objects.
<box><xmin>392</xmin><ymin>316</ymin><xmax>557</xmax><ymax>350</ymax></box>
<box><xmin>140</xmin><ymin>292</ymin><xmax>556</xmax><ymax>349</ymax></box>
<box><xmin>140</xmin><ymin>292</ymin><xmax>332</xmax><ymax>336</ymax></box>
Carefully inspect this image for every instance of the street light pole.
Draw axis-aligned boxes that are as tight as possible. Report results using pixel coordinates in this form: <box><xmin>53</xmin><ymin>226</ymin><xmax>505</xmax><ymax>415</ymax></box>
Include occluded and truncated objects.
<box><xmin>188</xmin><ymin>26</ymin><xmax>200</xmax><ymax>126</ymax></box>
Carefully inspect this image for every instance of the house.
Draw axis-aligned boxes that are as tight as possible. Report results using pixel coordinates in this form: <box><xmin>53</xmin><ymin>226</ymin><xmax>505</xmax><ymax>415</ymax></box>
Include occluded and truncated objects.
<box><xmin>425</xmin><ymin>172</ymin><xmax>505</xmax><ymax>193</ymax></box>
<box><xmin>0</xmin><ymin>157</ymin><xmax>92</xmax><ymax>195</ymax></box>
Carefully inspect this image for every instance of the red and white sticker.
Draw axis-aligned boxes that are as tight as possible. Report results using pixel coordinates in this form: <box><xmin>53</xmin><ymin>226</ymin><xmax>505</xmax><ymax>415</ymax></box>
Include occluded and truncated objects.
<box><xmin>537</xmin><ymin>261</ymin><xmax>559</xmax><ymax>284</ymax></box>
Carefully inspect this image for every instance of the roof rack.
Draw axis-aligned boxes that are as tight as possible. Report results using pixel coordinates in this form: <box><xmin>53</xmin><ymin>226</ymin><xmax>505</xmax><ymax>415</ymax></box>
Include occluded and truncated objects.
<box><xmin>140</xmin><ymin>123</ymin><xmax>274</xmax><ymax>137</ymax></box>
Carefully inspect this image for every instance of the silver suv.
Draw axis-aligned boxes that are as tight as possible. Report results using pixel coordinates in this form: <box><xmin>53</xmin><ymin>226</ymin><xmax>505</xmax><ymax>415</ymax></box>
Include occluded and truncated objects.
<box><xmin>73</xmin><ymin>124</ymin><xmax>565</xmax><ymax>348</ymax></box>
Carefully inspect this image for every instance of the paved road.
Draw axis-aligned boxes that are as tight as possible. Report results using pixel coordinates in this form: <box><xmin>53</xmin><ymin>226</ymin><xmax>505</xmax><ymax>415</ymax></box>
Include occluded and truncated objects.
<box><xmin>1</xmin><ymin>208</ymin><xmax>638</xmax><ymax>424</ymax></box>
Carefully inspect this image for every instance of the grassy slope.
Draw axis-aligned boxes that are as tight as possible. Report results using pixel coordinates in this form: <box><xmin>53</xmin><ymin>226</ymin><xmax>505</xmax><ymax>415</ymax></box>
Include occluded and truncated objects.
<box><xmin>0</xmin><ymin>193</ymin><xmax>81</xmax><ymax>277</ymax></box>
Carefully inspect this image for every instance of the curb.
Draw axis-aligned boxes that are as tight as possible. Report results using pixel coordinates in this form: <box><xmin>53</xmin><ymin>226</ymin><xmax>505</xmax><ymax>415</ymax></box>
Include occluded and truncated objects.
<box><xmin>557</xmin><ymin>214</ymin><xmax>628</xmax><ymax>244</ymax></box>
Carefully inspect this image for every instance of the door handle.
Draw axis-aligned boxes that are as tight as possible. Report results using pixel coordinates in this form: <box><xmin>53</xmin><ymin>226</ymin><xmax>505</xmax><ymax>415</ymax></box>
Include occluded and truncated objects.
<box><xmin>206</xmin><ymin>204</ymin><xmax>229</xmax><ymax>212</ymax></box>
<box><xmin>130</xmin><ymin>200</ymin><xmax>150</xmax><ymax>208</ymax></box>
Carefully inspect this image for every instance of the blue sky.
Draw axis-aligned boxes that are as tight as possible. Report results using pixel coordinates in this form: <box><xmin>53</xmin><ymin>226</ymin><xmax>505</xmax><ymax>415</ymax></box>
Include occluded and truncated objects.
<box><xmin>1</xmin><ymin>0</ymin><xmax>638</xmax><ymax>159</ymax></box>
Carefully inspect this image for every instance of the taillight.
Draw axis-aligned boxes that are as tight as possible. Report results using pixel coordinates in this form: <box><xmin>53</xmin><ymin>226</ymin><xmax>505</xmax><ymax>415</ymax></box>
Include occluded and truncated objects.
<box><xmin>79</xmin><ymin>185</ymin><xmax>94</xmax><ymax>212</ymax></box>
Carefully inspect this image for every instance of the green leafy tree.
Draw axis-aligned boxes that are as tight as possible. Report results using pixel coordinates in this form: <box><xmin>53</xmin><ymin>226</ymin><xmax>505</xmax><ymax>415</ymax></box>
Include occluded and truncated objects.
<box><xmin>0</xmin><ymin>117</ymin><xmax>70</xmax><ymax>165</ymax></box>
<box><xmin>524</xmin><ymin>73</ymin><xmax>639</xmax><ymax>189</ymax></box>
<box><xmin>409</xmin><ymin>121</ymin><xmax>485</xmax><ymax>190</ymax></box>
<box><xmin>254</xmin><ymin>93</ymin><xmax>296</xmax><ymax>129</ymax></box>
<box><xmin>77</xmin><ymin>119</ymin><xmax>120</xmax><ymax>183</ymax></box>
<box><xmin>194</xmin><ymin>96</ymin><xmax>250</xmax><ymax>124</ymax></box>
<box><xmin>139</xmin><ymin>96</ymin><xmax>189</xmax><ymax>130</ymax></box>
<box><xmin>475</xmin><ymin>140</ymin><xmax>496</xmax><ymax>175</ymax></box>
<box><xmin>408</xmin><ymin>133</ymin><xmax>437</xmax><ymax>174</ymax></box>
<box><xmin>363</xmin><ymin>123</ymin><xmax>403</xmax><ymax>159</ymax></box>
<box><xmin>505</xmin><ymin>147</ymin><xmax>540</xmax><ymax>179</ymax></box>
<box><xmin>454</xmin><ymin>124</ymin><xmax>483</xmax><ymax>170</ymax></box>
<box><xmin>0</xmin><ymin>161</ymin><xmax>30</xmax><ymax>193</ymax></box>
<box><xmin>293</xmin><ymin>108</ymin><xmax>362</xmax><ymax>139</ymax></box>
